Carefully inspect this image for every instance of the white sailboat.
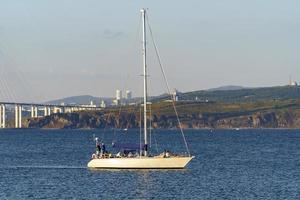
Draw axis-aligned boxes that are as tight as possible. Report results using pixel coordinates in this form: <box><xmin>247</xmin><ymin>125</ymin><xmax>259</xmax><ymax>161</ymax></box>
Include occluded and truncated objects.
<box><xmin>87</xmin><ymin>9</ymin><xmax>194</xmax><ymax>169</ymax></box>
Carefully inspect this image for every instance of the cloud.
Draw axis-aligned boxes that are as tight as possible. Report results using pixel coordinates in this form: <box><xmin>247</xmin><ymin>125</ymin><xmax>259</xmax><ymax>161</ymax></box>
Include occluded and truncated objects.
<box><xmin>79</xmin><ymin>68</ymin><xmax>123</xmax><ymax>79</ymax></box>
<box><xmin>103</xmin><ymin>29</ymin><xmax>124</xmax><ymax>39</ymax></box>
<box><xmin>0</xmin><ymin>26</ymin><xmax>4</xmax><ymax>34</ymax></box>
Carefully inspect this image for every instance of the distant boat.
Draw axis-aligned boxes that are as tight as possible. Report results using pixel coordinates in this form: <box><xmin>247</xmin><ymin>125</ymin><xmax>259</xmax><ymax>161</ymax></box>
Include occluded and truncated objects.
<box><xmin>87</xmin><ymin>9</ymin><xmax>194</xmax><ymax>169</ymax></box>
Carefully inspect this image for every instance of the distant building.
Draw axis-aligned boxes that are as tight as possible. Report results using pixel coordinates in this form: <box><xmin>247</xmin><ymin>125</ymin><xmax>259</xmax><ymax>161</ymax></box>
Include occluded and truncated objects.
<box><xmin>291</xmin><ymin>81</ymin><xmax>298</xmax><ymax>86</ymax></box>
<box><xmin>81</xmin><ymin>100</ymin><xmax>96</xmax><ymax>108</ymax></box>
<box><xmin>172</xmin><ymin>88</ymin><xmax>179</xmax><ymax>101</ymax></box>
<box><xmin>100</xmin><ymin>100</ymin><xmax>106</xmax><ymax>108</ymax></box>
<box><xmin>116</xmin><ymin>90</ymin><xmax>122</xmax><ymax>100</ymax></box>
<box><xmin>114</xmin><ymin>89</ymin><xmax>122</xmax><ymax>106</ymax></box>
<box><xmin>125</xmin><ymin>90</ymin><xmax>132</xmax><ymax>100</ymax></box>
<box><xmin>289</xmin><ymin>76</ymin><xmax>298</xmax><ymax>86</ymax></box>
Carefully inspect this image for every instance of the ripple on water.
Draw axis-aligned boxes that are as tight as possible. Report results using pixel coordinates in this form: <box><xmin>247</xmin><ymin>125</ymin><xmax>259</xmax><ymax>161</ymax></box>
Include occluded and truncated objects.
<box><xmin>0</xmin><ymin>129</ymin><xmax>300</xmax><ymax>199</ymax></box>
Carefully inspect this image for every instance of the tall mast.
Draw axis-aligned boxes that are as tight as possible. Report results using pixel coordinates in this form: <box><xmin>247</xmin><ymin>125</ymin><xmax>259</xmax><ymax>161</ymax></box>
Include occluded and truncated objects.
<box><xmin>141</xmin><ymin>8</ymin><xmax>148</xmax><ymax>156</ymax></box>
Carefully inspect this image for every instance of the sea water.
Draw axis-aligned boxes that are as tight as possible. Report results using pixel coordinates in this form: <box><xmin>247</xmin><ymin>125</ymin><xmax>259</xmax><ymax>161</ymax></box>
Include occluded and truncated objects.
<box><xmin>0</xmin><ymin>128</ymin><xmax>300</xmax><ymax>199</ymax></box>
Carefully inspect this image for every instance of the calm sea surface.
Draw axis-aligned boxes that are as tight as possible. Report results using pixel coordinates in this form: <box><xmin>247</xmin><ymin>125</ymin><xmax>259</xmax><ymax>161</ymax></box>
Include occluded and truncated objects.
<box><xmin>0</xmin><ymin>128</ymin><xmax>300</xmax><ymax>200</ymax></box>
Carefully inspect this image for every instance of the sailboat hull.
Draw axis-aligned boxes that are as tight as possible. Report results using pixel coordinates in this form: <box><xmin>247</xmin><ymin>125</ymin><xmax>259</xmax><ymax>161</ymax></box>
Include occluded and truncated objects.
<box><xmin>87</xmin><ymin>156</ymin><xmax>194</xmax><ymax>169</ymax></box>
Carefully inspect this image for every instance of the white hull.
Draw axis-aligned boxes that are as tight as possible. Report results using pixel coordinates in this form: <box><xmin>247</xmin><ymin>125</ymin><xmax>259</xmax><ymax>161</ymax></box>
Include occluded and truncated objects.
<box><xmin>87</xmin><ymin>156</ymin><xmax>194</xmax><ymax>169</ymax></box>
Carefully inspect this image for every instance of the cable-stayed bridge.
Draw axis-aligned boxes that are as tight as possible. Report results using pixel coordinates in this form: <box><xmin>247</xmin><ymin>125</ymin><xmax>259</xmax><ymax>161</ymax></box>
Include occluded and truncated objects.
<box><xmin>0</xmin><ymin>48</ymin><xmax>104</xmax><ymax>129</ymax></box>
<box><xmin>0</xmin><ymin>101</ymin><xmax>102</xmax><ymax>129</ymax></box>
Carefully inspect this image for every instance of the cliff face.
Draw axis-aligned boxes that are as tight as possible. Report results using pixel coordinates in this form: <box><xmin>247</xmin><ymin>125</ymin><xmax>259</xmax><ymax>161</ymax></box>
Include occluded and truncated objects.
<box><xmin>28</xmin><ymin>112</ymin><xmax>138</xmax><ymax>129</ymax></box>
<box><xmin>27</xmin><ymin>108</ymin><xmax>300</xmax><ymax>129</ymax></box>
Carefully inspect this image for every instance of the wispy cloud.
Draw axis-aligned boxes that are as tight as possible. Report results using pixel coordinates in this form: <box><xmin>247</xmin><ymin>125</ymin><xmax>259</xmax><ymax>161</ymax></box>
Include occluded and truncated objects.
<box><xmin>103</xmin><ymin>29</ymin><xmax>124</xmax><ymax>39</ymax></box>
<box><xmin>0</xmin><ymin>26</ymin><xmax>4</xmax><ymax>34</ymax></box>
<box><xmin>79</xmin><ymin>68</ymin><xmax>122</xmax><ymax>79</ymax></box>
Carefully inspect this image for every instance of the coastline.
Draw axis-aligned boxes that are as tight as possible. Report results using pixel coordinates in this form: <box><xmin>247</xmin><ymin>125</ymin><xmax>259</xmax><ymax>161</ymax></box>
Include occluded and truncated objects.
<box><xmin>3</xmin><ymin>99</ymin><xmax>300</xmax><ymax>129</ymax></box>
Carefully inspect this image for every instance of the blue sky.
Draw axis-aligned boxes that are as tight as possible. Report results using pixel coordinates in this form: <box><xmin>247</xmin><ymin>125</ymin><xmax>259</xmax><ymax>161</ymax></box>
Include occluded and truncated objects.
<box><xmin>0</xmin><ymin>0</ymin><xmax>299</xmax><ymax>102</ymax></box>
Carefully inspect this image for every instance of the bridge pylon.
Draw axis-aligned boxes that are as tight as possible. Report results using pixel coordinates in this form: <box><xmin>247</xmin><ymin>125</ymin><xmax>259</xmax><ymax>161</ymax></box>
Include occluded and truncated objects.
<box><xmin>44</xmin><ymin>106</ymin><xmax>51</xmax><ymax>116</ymax></box>
<box><xmin>15</xmin><ymin>104</ymin><xmax>22</xmax><ymax>128</ymax></box>
<box><xmin>0</xmin><ymin>104</ymin><xmax>5</xmax><ymax>128</ymax></box>
<box><xmin>31</xmin><ymin>106</ymin><xmax>38</xmax><ymax>118</ymax></box>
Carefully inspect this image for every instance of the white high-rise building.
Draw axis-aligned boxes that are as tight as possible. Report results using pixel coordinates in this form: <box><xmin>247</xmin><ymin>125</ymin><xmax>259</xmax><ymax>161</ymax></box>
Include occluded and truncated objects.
<box><xmin>114</xmin><ymin>89</ymin><xmax>122</xmax><ymax>106</ymax></box>
<box><xmin>125</xmin><ymin>90</ymin><xmax>132</xmax><ymax>99</ymax></box>
<box><xmin>116</xmin><ymin>89</ymin><xmax>122</xmax><ymax>100</ymax></box>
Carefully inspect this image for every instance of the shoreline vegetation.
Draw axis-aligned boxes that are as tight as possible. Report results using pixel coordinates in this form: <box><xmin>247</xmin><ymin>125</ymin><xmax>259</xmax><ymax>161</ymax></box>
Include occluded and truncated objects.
<box><xmin>20</xmin><ymin>99</ymin><xmax>300</xmax><ymax>129</ymax></box>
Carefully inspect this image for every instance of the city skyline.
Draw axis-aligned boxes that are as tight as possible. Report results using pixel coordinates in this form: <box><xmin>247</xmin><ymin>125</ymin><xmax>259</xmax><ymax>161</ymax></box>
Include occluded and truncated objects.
<box><xmin>0</xmin><ymin>0</ymin><xmax>299</xmax><ymax>102</ymax></box>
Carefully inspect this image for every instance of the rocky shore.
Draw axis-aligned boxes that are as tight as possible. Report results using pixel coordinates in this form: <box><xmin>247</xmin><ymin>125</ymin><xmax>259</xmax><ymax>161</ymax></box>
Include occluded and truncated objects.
<box><xmin>25</xmin><ymin>100</ymin><xmax>300</xmax><ymax>129</ymax></box>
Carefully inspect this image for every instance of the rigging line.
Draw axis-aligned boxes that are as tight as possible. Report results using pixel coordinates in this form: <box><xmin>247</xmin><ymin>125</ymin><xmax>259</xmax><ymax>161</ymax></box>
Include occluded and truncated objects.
<box><xmin>116</xmin><ymin>102</ymin><xmax>123</xmax><ymax>129</ymax></box>
<box><xmin>137</xmin><ymin>75</ymin><xmax>144</xmax><ymax>157</ymax></box>
<box><xmin>149</xmin><ymin>102</ymin><xmax>152</xmax><ymax>148</ymax></box>
<box><xmin>139</xmin><ymin>101</ymin><xmax>142</xmax><ymax>157</ymax></box>
<box><xmin>154</xmin><ymin>131</ymin><xmax>159</xmax><ymax>154</ymax></box>
<box><xmin>146</xmin><ymin>14</ymin><xmax>191</xmax><ymax>156</ymax></box>
<box><xmin>111</xmin><ymin>110</ymin><xmax>117</xmax><ymax>141</ymax></box>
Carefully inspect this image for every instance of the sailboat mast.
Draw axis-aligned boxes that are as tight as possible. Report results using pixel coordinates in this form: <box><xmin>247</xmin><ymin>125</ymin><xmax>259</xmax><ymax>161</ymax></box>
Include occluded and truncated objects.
<box><xmin>141</xmin><ymin>8</ymin><xmax>148</xmax><ymax>156</ymax></box>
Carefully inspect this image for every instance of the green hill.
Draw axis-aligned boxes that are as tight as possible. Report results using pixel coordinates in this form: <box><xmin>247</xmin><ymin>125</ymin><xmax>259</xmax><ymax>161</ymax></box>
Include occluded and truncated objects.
<box><xmin>24</xmin><ymin>85</ymin><xmax>300</xmax><ymax>129</ymax></box>
<box><xmin>27</xmin><ymin>99</ymin><xmax>300</xmax><ymax>129</ymax></box>
<box><xmin>178</xmin><ymin>86</ymin><xmax>300</xmax><ymax>102</ymax></box>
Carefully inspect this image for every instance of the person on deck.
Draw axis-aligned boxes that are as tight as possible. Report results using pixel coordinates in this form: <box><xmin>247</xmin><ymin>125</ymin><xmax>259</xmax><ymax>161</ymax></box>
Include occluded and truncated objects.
<box><xmin>101</xmin><ymin>143</ymin><xmax>106</xmax><ymax>154</ymax></box>
<box><xmin>165</xmin><ymin>150</ymin><xmax>170</xmax><ymax>158</ymax></box>
<box><xmin>96</xmin><ymin>139</ymin><xmax>101</xmax><ymax>157</ymax></box>
<box><xmin>163</xmin><ymin>149</ymin><xmax>167</xmax><ymax>158</ymax></box>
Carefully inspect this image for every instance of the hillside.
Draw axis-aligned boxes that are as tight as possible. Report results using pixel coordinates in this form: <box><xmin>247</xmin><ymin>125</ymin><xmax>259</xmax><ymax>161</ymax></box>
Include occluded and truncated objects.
<box><xmin>45</xmin><ymin>85</ymin><xmax>300</xmax><ymax>105</ymax></box>
<box><xmin>46</xmin><ymin>95</ymin><xmax>112</xmax><ymax>105</ymax></box>
<box><xmin>207</xmin><ymin>85</ymin><xmax>247</xmax><ymax>91</ymax></box>
<box><xmin>179</xmin><ymin>86</ymin><xmax>300</xmax><ymax>102</ymax></box>
<box><xmin>27</xmin><ymin>99</ymin><xmax>300</xmax><ymax>129</ymax></box>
